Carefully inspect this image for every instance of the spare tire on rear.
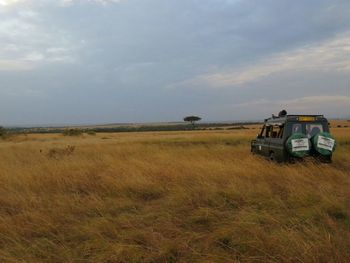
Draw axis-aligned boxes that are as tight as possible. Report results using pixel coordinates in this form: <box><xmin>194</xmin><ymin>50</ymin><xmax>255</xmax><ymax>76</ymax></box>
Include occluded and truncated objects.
<box><xmin>312</xmin><ymin>132</ymin><xmax>336</xmax><ymax>156</ymax></box>
<box><xmin>285</xmin><ymin>133</ymin><xmax>311</xmax><ymax>158</ymax></box>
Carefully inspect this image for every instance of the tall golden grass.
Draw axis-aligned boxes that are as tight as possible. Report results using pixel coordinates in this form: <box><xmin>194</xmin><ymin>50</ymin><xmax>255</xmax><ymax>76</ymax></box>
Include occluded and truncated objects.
<box><xmin>0</xmin><ymin>127</ymin><xmax>349</xmax><ymax>262</ymax></box>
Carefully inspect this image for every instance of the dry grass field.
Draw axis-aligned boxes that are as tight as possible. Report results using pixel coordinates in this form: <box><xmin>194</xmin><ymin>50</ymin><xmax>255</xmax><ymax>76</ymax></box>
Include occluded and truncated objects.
<box><xmin>0</xmin><ymin>125</ymin><xmax>349</xmax><ymax>262</ymax></box>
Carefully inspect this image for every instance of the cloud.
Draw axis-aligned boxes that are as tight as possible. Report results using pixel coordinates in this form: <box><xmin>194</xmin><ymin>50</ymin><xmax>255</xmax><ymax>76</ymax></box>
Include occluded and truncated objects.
<box><xmin>0</xmin><ymin>59</ymin><xmax>33</xmax><ymax>71</ymax></box>
<box><xmin>284</xmin><ymin>96</ymin><xmax>350</xmax><ymax>111</ymax></box>
<box><xmin>0</xmin><ymin>5</ymin><xmax>77</xmax><ymax>71</ymax></box>
<box><xmin>226</xmin><ymin>95</ymin><xmax>350</xmax><ymax>118</ymax></box>
<box><xmin>0</xmin><ymin>0</ymin><xmax>21</xmax><ymax>6</ymax></box>
<box><xmin>234</xmin><ymin>95</ymin><xmax>350</xmax><ymax>110</ymax></box>
<box><xmin>60</xmin><ymin>0</ymin><xmax>123</xmax><ymax>6</ymax></box>
<box><xmin>0</xmin><ymin>0</ymin><xmax>122</xmax><ymax>7</ymax></box>
<box><xmin>173</xmin><ymin>33</ymin><xmax>350</xmax><ymax>89</ymax></box>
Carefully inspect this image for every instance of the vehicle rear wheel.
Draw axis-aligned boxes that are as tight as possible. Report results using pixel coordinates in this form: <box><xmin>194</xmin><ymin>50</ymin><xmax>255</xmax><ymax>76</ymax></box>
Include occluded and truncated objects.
<box><xmin>317</xmin><ymin>154</ymin><xmax>332</xmax><ymax>163</ymax></box>
<box><xmin>269</xmin><ymin>152</ymin><xmax>275</xmax><ymax>161</ymax></box>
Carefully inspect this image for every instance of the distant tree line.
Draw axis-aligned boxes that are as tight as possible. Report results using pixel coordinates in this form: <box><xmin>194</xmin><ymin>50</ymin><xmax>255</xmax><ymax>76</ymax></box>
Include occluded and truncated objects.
<box><xmin>2</xmin><ymin>121</ymin><xmax>262</xmax><ymax>135</ymax></box>
<box><xmin>0</xmin><ymin>126</ymin><xmax>6</xmax><ymax>138</ymax></box>
<box><xmin>1</xmin><ymin>114</ymin><xmax>261</xmax><ymax>135</ymax></box>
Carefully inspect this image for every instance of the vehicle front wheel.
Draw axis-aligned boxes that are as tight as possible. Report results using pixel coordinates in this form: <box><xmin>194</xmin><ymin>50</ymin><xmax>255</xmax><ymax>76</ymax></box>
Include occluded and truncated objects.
<box><xmin>251</xmin><ymin>146</ymin><xmax>255</xmax><ymax>153</ymax></box>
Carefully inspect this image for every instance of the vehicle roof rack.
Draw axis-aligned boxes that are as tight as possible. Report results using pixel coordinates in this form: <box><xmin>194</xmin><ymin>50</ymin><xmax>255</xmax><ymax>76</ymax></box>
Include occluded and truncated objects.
<box><xmin>265</xmin><ymin>114</ymin><xmax>325</xmax><ymax>123</ymax></box>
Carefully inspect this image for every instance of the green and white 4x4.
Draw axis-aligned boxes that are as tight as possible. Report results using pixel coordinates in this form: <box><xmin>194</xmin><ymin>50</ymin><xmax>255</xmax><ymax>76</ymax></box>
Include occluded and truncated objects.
<box><xmin>251</xmin><ymin>111</ymin><xmax>336</xmax><ymax>162</ymax></box>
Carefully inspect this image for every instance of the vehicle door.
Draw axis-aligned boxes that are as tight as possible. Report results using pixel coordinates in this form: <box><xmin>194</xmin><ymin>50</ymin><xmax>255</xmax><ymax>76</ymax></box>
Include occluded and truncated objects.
<box><xmin>268</xmin><ymin>124</ymin><xmax>285</xmax><ymax>160</ymax></box>
<box><xmin>255</xmin><ymin>124</ymin><xmax>270</xmax><ymax>156</ymax></box>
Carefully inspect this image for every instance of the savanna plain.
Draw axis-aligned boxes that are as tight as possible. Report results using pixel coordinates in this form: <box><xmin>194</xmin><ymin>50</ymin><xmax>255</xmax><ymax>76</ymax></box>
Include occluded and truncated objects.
<box><xmin>0</xmin><ymin>123</ymin><xmax>349</xmax><ymax>263</ymax></box>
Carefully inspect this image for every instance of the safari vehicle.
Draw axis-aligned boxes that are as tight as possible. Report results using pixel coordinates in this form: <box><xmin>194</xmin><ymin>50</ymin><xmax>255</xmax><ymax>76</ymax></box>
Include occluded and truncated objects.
<box><xmin>251</xmin><ymin>110</ymin><xmax>336</xmax><ymax>162</ymax></box>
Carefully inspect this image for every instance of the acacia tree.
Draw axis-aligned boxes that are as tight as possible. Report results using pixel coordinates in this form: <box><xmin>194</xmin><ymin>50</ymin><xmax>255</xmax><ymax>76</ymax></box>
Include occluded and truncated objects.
<box><xmin>183</xmin><ymin>116</ymin><xmax>202</xmax><ymax>126</ymax></box>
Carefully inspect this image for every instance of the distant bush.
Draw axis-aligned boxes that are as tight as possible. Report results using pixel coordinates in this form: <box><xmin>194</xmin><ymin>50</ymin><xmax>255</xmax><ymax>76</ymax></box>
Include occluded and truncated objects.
<box><xmin>63</xmin><ymin>128</ymin><xmax>83</xmax><ymax>136</ymax></box>
<box><xmin>0</xmin><ymin>126</ymin><xmax>7</xmax><ymax>138</ymax></box>
<box><xmin>227</xmin><ymin>126</ymin><xmax>248</xmax><ymax>130</ymax></box>
<box><xmin>86</xmin><ymin>130</ymin><xmax>96</xmax><ymax>136</ymax></box>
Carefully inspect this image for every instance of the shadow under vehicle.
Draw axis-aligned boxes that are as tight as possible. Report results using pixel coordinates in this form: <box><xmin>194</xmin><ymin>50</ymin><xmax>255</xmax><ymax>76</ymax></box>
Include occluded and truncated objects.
<box><xmin>251</xmin><ymin>110</ymin><xmax>336</xmax><ymax>163</ymax></box>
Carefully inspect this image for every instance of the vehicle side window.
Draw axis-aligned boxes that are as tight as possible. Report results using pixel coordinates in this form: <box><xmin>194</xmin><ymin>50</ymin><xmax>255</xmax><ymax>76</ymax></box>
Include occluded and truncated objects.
<box><xmin>270</xmin><ymin>125</ymin><xmax>283</xmax><ymax>139</ymax></box>
<box><xmin>292</xmin><ymin>124</ymin><xmax>302</xmax><ymax>134</ymax></box>
<box><xmin>258</xmin><ymin>125</ymin><xmax>265</xmax><ymax>138</ymax></box>
<box><xmin>277</xmin><ymin>125</ymin><xmax>284</xmax><ymax>138</ymax></box>
<box><xmin>265</xmin><ymin>126</ymin><xmax>272</xmax><ymax>138</ymax></box>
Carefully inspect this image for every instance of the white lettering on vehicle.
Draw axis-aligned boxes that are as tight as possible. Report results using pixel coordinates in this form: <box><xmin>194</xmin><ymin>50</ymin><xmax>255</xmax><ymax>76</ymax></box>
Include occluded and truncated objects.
<box><xmin>291</xmin><ymin>138</ymin><xmax>309</xmax><ymax>152</ymax></box>
<box><xmin>317</xmin><ymin>136</ymin><xmax>335</xmax><ymax>151</ymax></box>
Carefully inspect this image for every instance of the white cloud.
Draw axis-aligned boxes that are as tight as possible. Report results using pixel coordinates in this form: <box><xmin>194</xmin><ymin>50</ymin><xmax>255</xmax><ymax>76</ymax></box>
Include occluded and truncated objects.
<box><xmin>174</xmin><ymin>33</ymin><xmax>350</xmax><ymax>89</ymax></box>
<box><xmin>0</xmin><ymin>59</ymin><xmax>33</xmax><ymax>71</ymax></box>
<box><xmin>0</xmin><ymin>5</ymin><xmax>77</xmax><ymax>71</ymax></box>
<box><xmin>0</xmin><ymin>0</ymin><xmax>21</xmax><ymax>6</ymax></box>
<box><xmin>224</xmin><ymin>95</ymin><xmax>350</xmax><ymax>118</ymax></box>
<box><xmin>0</xmin><ymin>0</ymin><xmax>122</xmax><ymax>72</ymax></box>
<box><xmin>236</xmin><ymin>95</ymin><xmax>350</xmax><ymax>109</ymax></box>
<box><xmin>23</xmin><ymin>51</ymin><xmax>44</xmax><ymax>61</ymax></box>
<box><xmin>0</xmin><ymin>0</ymin><xmax>122</xmax><ymax>7</ymax></box>
<box><xmin>61</xmin><ymin>0</ymin><xmax>124</xmax><ymax>6</ymax></box>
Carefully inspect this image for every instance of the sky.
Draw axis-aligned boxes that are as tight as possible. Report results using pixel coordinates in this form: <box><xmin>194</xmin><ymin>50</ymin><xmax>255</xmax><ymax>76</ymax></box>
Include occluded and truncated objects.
<box><xmin>0</xmin><ymin>0</ymin><xmax>350</xmax><ymax>126</ymax></box>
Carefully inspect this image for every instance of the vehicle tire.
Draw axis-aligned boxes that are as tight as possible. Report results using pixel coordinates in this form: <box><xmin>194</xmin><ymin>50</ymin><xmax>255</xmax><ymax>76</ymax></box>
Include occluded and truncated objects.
<box><xmin>312</xmin><ymin>132</ymin><xmax>336</xmax><ymax>156</ymax></box>
<box><xmin>317</xmin><ymin>154</ymin><xmax>332</xmax><ymax>163</ymax></box>
<box><xmin>285</xmin><ymin>133</ymin><xmax>310</xmax><ymax>158</ymax></box>
<box><xmin>269</xmin><ymin>152</ymin><xmax>275</xmax><ymax>161</ymax></box>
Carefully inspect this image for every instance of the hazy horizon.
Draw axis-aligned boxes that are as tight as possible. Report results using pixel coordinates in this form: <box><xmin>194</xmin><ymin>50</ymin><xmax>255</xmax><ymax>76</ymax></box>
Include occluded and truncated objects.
<box><xmin>1</xmin><ymin>0</ymin><xmax>350</xmax><ymax>126</ymax></box>
<box><xmin>5</xmin><ymin>115</ymin><xmax>350</xmax><ymax>129</ymax></box>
